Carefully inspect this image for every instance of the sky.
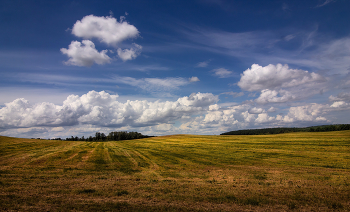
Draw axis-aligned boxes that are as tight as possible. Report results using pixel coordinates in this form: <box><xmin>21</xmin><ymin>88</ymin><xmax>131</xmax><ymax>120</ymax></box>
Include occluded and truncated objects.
<box><xmin>1</xmin><ymin>0</ymin><xmax>350</xmax><ymax>138</ymax></box>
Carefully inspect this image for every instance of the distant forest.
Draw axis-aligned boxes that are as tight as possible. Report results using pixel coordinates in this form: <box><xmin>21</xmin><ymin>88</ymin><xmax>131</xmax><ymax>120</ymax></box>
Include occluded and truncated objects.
<box><xmin>220</xmin><ymin>124</ymin><xmax>350</xmax><ymax>135</ymax></box>
<box><xmin>48</xmin><ymin>131</ymin><xmax>152</xmax><ymax>141</ymax></box>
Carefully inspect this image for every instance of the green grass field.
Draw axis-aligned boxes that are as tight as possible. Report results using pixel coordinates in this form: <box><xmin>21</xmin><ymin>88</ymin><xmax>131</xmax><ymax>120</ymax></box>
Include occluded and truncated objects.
<box><xmin>0</xmin><ymin>131</ymin><xmax>349</xmax><ymax>211</ymax></box>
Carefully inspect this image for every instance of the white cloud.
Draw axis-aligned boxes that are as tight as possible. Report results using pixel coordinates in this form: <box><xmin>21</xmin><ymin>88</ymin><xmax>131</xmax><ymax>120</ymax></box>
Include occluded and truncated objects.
<box><xmin>267</xmin><ymin>107</ymin><xmax>277</xmax><ymax>112</ymax></box>
<box><xmin>71</xmin><ymin>15</ymin><xmax>139</xmax><ymax>46</ymax></box>
<box><xmin>177</xmin><ymin>92</ymin><xmax>218</xmax><ymax>107</ymax></box>
<box><xmin>196</xmin><ymin>61</ymin><xmax>209</xmax><ymax>67</ymax></box>
<box><xmin>60</xmin><ymin>40</ymin><xmax>111</xmax><ymax>67</ymax></box>
<box><xmin>255</xmin><ymin>113</ymin><xmax>275</xmax><ymax>123</ymax></box>
<box><xmin>238</xmin><ymin>64</ymin><xmax>325</xmax><ymax>91</ymax></box>
<box><xmin>255</xmin><ymin>89</ymin><xmax>296</xmax><ymax>104</ymax></box>
<box><xmin>189</xmin><ymin>76</ymin><xmax>200</xmax><ymax>82</ymax></box>
<box><xmin>212</xmin><ymin>68</ymin><xmax>232</xmax><ymax>78</ymax></box>
<box><xmin>0</xmin><ymin>98</ymin><xmax>61</xmax><ymax>128</ymax></box>
<box><xmin>117</xmin><ymin>43</ymin><xmax>142</xmax><ymax>61</ymax></box>
<box><xmin>241</xmin><ymin>111</ymin><xmax>255</xmax><ymax>123</ymax></box>
<box><xmin>237</xmin><ymin>64</ymin><xmax>328</xmax><ymax>104</ymax></box>
<box><xmin>209</xmin><ymin>104</ymin><xmax>220</xmax><ymax>111</ymax></box>
<box><xmin>330</xmin><ymin>101</ymin><xmax>349</xmax><ymax>108</ymax></box>
<box><xmin>248</xmin><ymin>107</ymin><xmax>265</xmax><ymax>114</ymax></box>
<box><xmin>282</xmin><ymin>104</ymin><xmax>327</xmax><ymax>122</ymax></box>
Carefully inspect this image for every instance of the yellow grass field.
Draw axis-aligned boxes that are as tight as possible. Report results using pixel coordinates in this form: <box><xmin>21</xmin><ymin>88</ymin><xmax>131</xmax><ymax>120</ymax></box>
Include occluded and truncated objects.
<box><xmin>0</xmin><ymin>131</ymin><xmax>349</xmax><ymax>211</ymax></box>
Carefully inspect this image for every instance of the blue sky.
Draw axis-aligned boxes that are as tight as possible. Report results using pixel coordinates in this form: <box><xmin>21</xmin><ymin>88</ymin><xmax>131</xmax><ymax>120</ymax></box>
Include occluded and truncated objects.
<box><xmin>1</xmin><ymin>0</ymin><xmax>350</xmax><ymax>138</ymax></box>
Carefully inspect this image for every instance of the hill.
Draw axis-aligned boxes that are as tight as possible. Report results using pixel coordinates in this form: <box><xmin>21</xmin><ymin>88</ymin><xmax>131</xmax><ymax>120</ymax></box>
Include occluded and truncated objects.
<box><xmin>220</xmin><ymin>124</ymin><xmax>350</xmax><ymax>135</ymax></box>
<box><xmin>1</xmin><ymin>131</ymin><xmax>349</xmax><ymax>211</ymax></box>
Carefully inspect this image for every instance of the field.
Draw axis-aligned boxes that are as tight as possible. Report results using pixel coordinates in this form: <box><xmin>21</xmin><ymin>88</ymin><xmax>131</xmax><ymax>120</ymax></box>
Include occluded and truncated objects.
<box><xmin>0</xmin><ymin>131</ymin><xmax>349</xmax><ymax>211</ymax></box>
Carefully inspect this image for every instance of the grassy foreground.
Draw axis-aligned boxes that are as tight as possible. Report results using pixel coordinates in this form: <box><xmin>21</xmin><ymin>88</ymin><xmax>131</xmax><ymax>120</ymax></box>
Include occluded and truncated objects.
<box><xmin>0</xmin><ymin>131</ymin><xmax>349</xmax><ymax>211</ymax></box>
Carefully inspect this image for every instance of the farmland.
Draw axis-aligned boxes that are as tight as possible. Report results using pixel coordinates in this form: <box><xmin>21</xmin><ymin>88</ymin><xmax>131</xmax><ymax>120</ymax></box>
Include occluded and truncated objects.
<box><xmin>0</xmin><ymin>131</ymin><xmax>349</xmax><ymax>211</ymax></box>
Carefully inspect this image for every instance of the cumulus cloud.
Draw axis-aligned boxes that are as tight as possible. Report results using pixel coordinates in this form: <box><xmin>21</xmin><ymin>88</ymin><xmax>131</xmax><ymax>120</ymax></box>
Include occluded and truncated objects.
<box><xmin>61</xmin><ymin>14</ymin><xmax>142</xmax><ymax>66</ymax></box>
<box><xmin>327</xmin><ymin>95</ymin><xmax>350</xmax><ymax>110</ymax></box>
<box><xmin>209</xmin><ymin>104</ymin><xmax>220</xmax><ymax>111</ymax></box>
<box><xmin>255</xmin><ymin>89</ymin><xmax>295</xmax><ymax>104</ymax></box>
<box><xmin>212</xmin><ymin>68</ymin><xmax>232</xmax><ymax>78</ymax></box>
<box><xmin>117</xmin><ymin>43</ymin><xmax>142</xmax><ymax>61</ymax></box>
<box><xmin>0</xmin><ymin>98</ymin><xmax>62</xmax><ymax>128</ymax></box>
<box><xmin>177</xmin><ymin>92</ymin><xmax>218</xmax><ymax>107</ymax></box>
<box><xmin>237</xmin><ymin>64</ymin><xmax>327</xmax><ymax>104</ymax></box>
<box><xmin>189</xmin><ymin>76</ymin><xmax>200</xmax><ymax>82</ymax></box>
<box><xmin>281</xmin><ymin>104</ymin><xmax>327</xmax><ymax>122</ymax></box>
<box><xmin>71</xmin><ymin>14</ymin><xmax>139</xmax><ymax>46</ymax></box>
<box><xmin>267</xmin><ymin>107</ymin><xmax>277</xmax><ymax>112</ymax></box>
<box><xmin>195</xmin><ymin>105</ymin><xmax>251</xmax><ymax>128</ymax></box>
<box><xmin>330</xmin><ymin>101</ymin><xmax>350</xmax><ymax>108</ymax></box>
<box><xmin>248</xmin><ymin>107</ymin><xmax>265</xmax><ymax>114</ymax></box>
<box><xmin>60</xmin><ymin>40</ymin><xmax>111</xmax><ymax>67</ymax></box>
<box><xmin>255</xmin><ymin>113</ymin><xmax>275</xmax><ymax>123</ymax></box>
<box><xmin>238</xmin><ymin>64</ymin><xmax>325</xmax><ymax>91</ymax></box>
<box><xmin>0</xmin><ymin>91</ymin><xmax>218</xmax><ymax>130</ymax></box>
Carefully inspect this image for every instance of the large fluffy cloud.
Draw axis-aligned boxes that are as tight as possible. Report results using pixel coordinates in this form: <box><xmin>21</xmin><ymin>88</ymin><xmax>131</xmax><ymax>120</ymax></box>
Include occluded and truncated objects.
<box><xmin>60</xmin><ymin>40</ymin><xmax>111</xmax><ymax>67</ymax></box>
<box><xmin>237</xmin><ymin>64</ymin><xmax>327</xmax><ymax>104</ymax></box>
<box><xmin>0</xmin><ymin>98</ymin><xmax>62</xmax><ymax>128</ymax></box>
<box><xmin>238</xmin><ymin>64</ymin><xmax>325</xmax><ymax>91</ymax></box>
<box><xmin>71</xmin><ymin>15</ymin><xmax>139</xmax><ymax>46</ymax></box>
<box><xmin>62</xmin><ymin>15</ymin><xmax>142</xmax><ymax>66</ymax></box>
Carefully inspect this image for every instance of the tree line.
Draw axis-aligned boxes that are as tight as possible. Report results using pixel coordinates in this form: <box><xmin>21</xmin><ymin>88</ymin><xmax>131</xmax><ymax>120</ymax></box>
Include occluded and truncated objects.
<box><xmin>48</xmin><ymin>131</ymin><xmax>152</xmax><ymax>141</ymax></box>
<box><xmin>220</xmin><ymin>124</ymin><xmax>350</xmax><ymax>135</ymax></box>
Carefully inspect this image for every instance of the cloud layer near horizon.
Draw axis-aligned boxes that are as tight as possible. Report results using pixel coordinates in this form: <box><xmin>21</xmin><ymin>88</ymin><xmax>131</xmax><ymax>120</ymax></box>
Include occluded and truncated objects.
<box><xmin>1</xmin><ymin>90</ymin><xmax>349</xmax><ymax>138</ymax></box>
<box><xmin>0</xmin><ymin>91</ymin><xmax>218</xmax><ymax>129</ymax></box>
<box><xmin>1</xmin><ymin>63</ymin><xmax>349</xmax><ymax>138</ymax></box>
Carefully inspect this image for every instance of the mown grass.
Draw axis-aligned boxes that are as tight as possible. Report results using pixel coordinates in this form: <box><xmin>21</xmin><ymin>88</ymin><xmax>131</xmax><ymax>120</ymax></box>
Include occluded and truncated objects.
<box><xmin>0</xmin><ymin>131</ymin><xmax>349</xmax><ymax>211</ymax></box>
